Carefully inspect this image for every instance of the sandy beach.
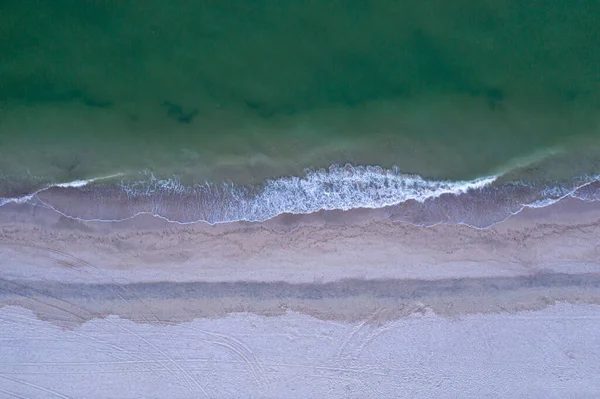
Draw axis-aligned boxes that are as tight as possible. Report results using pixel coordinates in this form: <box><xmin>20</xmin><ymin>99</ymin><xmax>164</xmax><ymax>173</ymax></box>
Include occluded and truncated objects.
<box><xmin>1</xmin><ymin>198</ymin><xmax>600</xmax><ymax>397</ymax></box>
<box><xmin>2</xmin><ymin>197</ymin><xmax>600</xmax><ymax>323</ymax></box>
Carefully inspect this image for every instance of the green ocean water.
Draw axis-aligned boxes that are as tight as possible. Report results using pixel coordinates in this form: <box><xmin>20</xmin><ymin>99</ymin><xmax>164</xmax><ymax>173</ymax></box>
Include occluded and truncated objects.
<box><xmin>1</xmin><ymin>0</ymin><xmax>600</xmax><ymax>191</ymax></box>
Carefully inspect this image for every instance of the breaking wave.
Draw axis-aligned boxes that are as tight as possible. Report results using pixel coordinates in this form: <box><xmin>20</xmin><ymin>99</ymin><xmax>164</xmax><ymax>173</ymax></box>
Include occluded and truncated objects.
<box><xmin>1</xmin><ymin>164</ymin><xmax>600</xmax><ymax>228</ymax></box>
<box><xmin>116</xmin><ymin>165</ymin><xmax>497</xmax><ymax>223</ymax></box>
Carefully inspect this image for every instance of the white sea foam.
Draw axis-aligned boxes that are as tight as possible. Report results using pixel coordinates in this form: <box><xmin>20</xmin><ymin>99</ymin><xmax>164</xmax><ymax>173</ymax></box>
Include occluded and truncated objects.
<box><xmin>120</xmin><ymin>165</ymin><xmax>498</xmax><ymax>223</ymax></box>
<box><xmin>0</xmin><ymin>193</ymin><xmax>36</xmax><ymax>205</ymax></box>
<box><xmin>0</xmin><ymin>174</ymin><xmax>123</xmax><ymax>206</ymax></box>
<box><xmin>54</xmin><ymin>179</ymin><xmax>100</xmax><ymax>188</ymax></box>
<box><xmin>526</xmin><ymin>198</ymin><xmax>561</xmax><ymax>208</ymax></box>
<box><xmin>255</xmin><ymin>165</ymin><xmax>496</xmax><ymax>214</ymax></box>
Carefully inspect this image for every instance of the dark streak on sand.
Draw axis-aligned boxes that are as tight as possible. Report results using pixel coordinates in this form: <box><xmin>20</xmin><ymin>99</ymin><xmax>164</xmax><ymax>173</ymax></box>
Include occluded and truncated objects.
<box><xmin>2</xmin><ymin>273</ymin><xmax>600</xmax><ymax>327</ymax></box>
<box><xmin>2</xmin><ymin>273</ymin><xmax>599</xmax><ymax>300</ymax></box>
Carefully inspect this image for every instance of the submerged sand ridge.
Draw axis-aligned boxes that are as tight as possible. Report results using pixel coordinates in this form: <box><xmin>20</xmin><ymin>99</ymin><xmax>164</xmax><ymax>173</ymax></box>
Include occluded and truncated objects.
<box><xmin>1</xmin><ymin>198</ymin><xmax>599</xmax><ymax>327</ymax></box>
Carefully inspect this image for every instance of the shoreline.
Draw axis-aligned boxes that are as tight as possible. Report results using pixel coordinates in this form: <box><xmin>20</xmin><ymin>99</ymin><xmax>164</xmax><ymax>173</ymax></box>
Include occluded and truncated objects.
<box><xmin>1</xmin><ymin>165</ymin><xmax>600</xmax><ymax>228</ymax></box>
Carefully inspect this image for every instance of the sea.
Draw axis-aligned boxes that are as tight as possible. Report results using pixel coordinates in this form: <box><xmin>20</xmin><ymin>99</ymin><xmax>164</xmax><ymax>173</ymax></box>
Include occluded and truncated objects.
<box><xmin>1</xmin><ymin>0</ymin><xmax>600</xmax><ymax>227</ymax></box>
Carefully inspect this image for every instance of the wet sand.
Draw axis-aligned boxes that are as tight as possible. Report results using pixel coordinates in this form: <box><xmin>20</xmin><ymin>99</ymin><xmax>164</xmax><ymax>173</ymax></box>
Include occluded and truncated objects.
<box><xmin>1</xmin><ymin>198</ymin><xmax>600</xmax><ymax>397</ymax></box>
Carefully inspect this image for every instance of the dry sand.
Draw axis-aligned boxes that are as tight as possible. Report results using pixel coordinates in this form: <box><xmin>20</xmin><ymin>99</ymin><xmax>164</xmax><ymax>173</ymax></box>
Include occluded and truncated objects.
<box><xmin>1</xmin><ymin>198</ymin><xmax>600</xmax><ymax>398</ymax></box>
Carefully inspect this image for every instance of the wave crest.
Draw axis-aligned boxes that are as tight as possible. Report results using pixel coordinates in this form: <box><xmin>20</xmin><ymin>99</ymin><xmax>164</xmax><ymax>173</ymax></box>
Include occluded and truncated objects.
<box><xmin>116</xmin><ymin>165</ymin><xmax>496</xmax><ymax>223</ymax></box>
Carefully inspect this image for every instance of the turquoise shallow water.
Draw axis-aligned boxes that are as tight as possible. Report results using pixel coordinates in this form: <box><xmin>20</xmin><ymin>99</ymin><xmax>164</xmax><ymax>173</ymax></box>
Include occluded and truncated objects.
<box><xmin>1</xmin><ymin>1</ymin><xmax>600</xmax><ymax>225</ymax></box>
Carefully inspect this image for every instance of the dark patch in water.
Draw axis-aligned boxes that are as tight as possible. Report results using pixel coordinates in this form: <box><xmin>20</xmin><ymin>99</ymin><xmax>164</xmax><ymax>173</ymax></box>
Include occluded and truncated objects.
<box><xmin>244</xmin><ymin>100</ymin><xmax>272</xmax><ymax>117</ymax></box>
<box><xmin>486</xmin><ymin>88</ymin><xmax>504</xmax><ymax>111</ymax></box>
<box><xmin>562</xmin><ymin>87</ymin><xmax>593</xmax><ymax>103</ymax></box>
<box><xmin>51</xmin><ymin>154</ymin><xmax>80</xmax><ymax>176</ymax></box>
<box><xmin>565</xmin><ymin>91</ymin><xmax>579</xmax><ymax>101</ymax></box>
<box><xmin>161</xmin><ymin>101</ymin><xmax>199</xmax><ymax>124</ymax></box>
<box><xmin>410</xmin><ymin>29</ymin><xmax>475</xmax><ymax>94</ymax></box>
<box><xmin>244</xmin><ymin>100</ymin><xmax>297</xmax><ymax>118</ymax></box>
<box><xmin>127</xmin><ymin>113</ymin><xmax>140</xmax><ymax>122</ymax></box>
<box><xmin>0</xmin><ymin>76</ymin><xmax>113</xmax><ymax>110</ymax></box>
<box><xmin>244</xmin><ymin>100</ymin><xmax>262</xmax><ymax>111</ymax></box>
<box><xmin>0</xmin><ymin>79</ymin><xmax>83</xmax><ymax>105</ymax></box>
<box><xmin>81</xmin><ymin>97</ymin><xmax>113</xmax><ymax>109</ymax></box>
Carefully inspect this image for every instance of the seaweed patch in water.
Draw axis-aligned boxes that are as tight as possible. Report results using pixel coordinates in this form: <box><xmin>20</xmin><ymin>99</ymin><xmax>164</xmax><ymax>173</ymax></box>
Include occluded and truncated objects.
<box><xmin>161</xmin><ymin>101</ymin><xmax>199</xmax><ymax>124</ymax></box>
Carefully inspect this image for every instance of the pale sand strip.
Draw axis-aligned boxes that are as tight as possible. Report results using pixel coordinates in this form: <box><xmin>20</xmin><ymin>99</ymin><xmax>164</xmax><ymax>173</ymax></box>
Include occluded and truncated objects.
<box><xmin>1</xmin><ymin>303</ymin><xmax>599</xmax><ymax>399</ymax></box>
